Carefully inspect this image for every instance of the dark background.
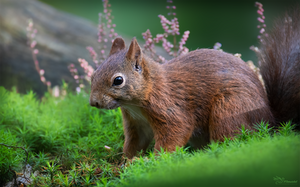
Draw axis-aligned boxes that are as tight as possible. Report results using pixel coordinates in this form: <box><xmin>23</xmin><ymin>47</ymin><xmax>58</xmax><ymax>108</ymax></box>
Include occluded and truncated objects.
<box><xmin>39</xmin><ymin>0</ymin><xmax>298</xmax><ymax>62</ymax></box>
<box><xmin>0</xmin><ymin>0</ymin><xmax>298</xmax><ymax>96</ymax></box>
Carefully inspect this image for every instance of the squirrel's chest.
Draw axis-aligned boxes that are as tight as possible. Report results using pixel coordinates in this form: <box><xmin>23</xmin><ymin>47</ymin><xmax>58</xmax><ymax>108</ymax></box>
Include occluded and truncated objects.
<box><xmin>121</xmin><ymin>105</ymin><xmax>153</xmax><ymax>140</ymax></box>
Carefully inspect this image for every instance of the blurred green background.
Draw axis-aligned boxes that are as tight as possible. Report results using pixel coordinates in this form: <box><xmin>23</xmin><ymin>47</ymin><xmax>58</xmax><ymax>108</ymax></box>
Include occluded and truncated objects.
<box><xmin>39</xmin><ymin>0</ymin><xmax>298</xmax><ymax>62</ymax></box>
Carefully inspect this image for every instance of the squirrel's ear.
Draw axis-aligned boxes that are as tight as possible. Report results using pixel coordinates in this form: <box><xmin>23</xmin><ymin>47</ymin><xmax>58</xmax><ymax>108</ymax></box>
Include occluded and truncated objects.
<box><xmin>109</xmin><ymin>38</ymin><xmax>126</xmax><ymax>56</ymax></box>
<box><xmin>126</xmin><ymin>37</ymin><xmax>142</xmax><ymax>63</ymax></box>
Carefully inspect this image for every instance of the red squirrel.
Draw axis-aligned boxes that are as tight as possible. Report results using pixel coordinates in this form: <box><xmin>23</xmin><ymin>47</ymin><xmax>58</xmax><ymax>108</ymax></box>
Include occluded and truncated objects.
<box><xmin>89</xmin><ymin>8</ymin><xmax>300</xmax><ymax>158</ymax></box>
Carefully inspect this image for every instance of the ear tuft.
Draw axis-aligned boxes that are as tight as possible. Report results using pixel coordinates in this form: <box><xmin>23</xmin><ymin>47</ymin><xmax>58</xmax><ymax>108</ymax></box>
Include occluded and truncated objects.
<box><xmin>109</xmin><ymin>38</ymin><xmax>126</xmax><ymax>56</ymax></box>
<box><xmin>126</xmin><ymin>37</ymin><xmax>142</xmax><ymax>62</ymax></box>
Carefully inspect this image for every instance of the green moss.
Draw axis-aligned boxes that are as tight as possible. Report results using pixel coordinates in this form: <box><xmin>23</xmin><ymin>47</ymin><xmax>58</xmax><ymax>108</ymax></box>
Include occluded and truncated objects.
<box><xmin>119</xmin><ymin>134</ymin><xmax>299</xmax><ymax>187</ymax></box>
<box><xmin>0</xmin><ymin>86</ymin><xmax>299</xmax><ymax>186</ymax></box>
<box><xmin>0</xmin><ymin>129</ymin><xmax>26</xmax><ymax>186</ymax></box>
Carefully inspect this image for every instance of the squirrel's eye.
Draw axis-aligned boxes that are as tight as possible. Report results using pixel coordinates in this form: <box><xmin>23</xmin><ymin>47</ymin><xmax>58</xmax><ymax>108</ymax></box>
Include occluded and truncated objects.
<box><xmin>113</xmin><ymin>76</ymin><xmax>123</xmax><ymax>86</ymax></box>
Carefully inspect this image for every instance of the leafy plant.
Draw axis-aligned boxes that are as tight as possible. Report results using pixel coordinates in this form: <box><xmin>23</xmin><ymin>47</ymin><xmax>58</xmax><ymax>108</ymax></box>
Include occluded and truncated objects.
<box><xmin>0</xmin><ymin>129</ymin><xmax>26</xmax><ymax>186</ymax></box>
<box><xmin>43</xmin><ymin>160</ymin><xmax>61</xmax><ymax>185</ymax></box>
<box><xmin>278</xmin><ymin>121</ymin><xmax>296</xmax><ymax>136</ymax></box>
<box><xmin>142</xmin><ymin>0</ymin><xmax>190</xmax><ymax>63</ymax></box>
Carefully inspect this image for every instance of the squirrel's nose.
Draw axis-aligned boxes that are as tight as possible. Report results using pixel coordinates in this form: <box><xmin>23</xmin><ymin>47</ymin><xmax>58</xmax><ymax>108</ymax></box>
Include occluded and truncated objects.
<box><xmin>90</xmin><ymin>98</ymin><xmax>100</xmax><ymax>108</ymax></box>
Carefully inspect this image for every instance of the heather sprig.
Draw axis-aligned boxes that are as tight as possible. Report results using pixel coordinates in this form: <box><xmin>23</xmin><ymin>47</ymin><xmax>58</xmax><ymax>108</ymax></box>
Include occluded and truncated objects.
<box><xmin>141</xmin><ymin>30</ymin><xmax>166</xmax><ymax>63</ymax></box>
<box><xmin>26</xmin><ymin>19</ymin><xmax>51</xmax><ymax>90</ymax></box>
<box><xmin>250</xmin><ymin>2</ymin><xmax>267</xmax><ymax>54</ymax></box>
<box><xmin>86</xmin><ymin>46</ymin><xmax>99</xmax><ymax>66</ymax></box>
<box><xmin>69</xmin><ymin>0</ymin><xmax>118</xmax><ymax>92</ymax></box>
<box><xmin>255</xmin><ymin>2</ymin><xmax>268</xmax><ymax>42</ymax></box>
<box><xmin>97</xmin><ymin>0</ymin><xmax>118</xmax><ymax>63</ymax></box>
<box><xmin>142</xmin><ymin>0</ymin><xmax>190</xmax><ymax>63</ymax></box>
<box><xmin>67</xmin><ymin>63</ymin><xmax>85</xmax><ymax>93</ymax></box>
<box><xmin>78</xmin><ymin>58</ymin><xmax>94</xmax><ymax>83</ymax></box>
<box><xmin>142</xmin><ymin>30</ymin><xmax>155</xmax><ymax>54</ymax></box>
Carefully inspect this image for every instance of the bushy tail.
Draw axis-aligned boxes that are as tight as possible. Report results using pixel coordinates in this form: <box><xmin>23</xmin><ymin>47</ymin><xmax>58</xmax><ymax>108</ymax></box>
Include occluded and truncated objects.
<box><xmin>259</xmin><ymin>6</ymin><xmax>300</xmax><ymax>126</ymax></box>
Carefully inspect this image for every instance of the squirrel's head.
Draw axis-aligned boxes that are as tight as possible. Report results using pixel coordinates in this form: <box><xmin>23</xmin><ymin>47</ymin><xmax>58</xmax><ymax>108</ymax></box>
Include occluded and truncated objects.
<box><xmin>90</xmin><ymin>37</ymin><xmax>152</xmax><ymax>109</ymax></box>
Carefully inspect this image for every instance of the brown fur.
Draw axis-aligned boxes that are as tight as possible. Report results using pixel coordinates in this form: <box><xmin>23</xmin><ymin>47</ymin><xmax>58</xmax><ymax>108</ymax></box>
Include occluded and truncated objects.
<box><xmin>259</xmin><ymin>7</ymin><xmax>300</xmax><ymax>126</ymax></box>
<box><xmin>90</xmin><ymin>9</ymin><xmax>300</xmax><ymax>158</ymax></box>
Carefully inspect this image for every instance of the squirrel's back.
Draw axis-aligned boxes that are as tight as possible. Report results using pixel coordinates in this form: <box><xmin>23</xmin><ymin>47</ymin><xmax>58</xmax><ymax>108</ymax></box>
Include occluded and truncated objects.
<box><xmin>164</xmin><ymin>48</ymin><xmax>267</xmax><ymax>100</ymax></box>
<box><xmin>161</xmin><ymin>49</ymin><xmax>267</xmax><ymax>112</ymax></box>
<box><xmin>146</xmin><ymin>49</ymin><xmax>273</xmax><ymax>142</ymax></box>
<box><xmin>259</xmin><ymin>6</ymin><xmax>300</xmax><ymax>126</ymax></box>
<box><xmin>164</xmin><ymin>49</ymin><xmax>262</xmax><ymax>90</ymax></box>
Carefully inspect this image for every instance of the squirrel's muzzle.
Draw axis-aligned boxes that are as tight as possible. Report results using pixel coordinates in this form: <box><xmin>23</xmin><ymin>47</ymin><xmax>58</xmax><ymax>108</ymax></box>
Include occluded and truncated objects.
<box><xmin>89</xmin><ymin>94</ymin><xmax>120</xmax><ymax>109</ymax></box>
<box><xmin>89</xmin><ymin>97</ymin><xmax>100</xmax><ymax>108</ymax></box>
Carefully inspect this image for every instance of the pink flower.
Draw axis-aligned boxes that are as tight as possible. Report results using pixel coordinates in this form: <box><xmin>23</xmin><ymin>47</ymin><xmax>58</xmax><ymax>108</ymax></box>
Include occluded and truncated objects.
<box><xmin>74</xmin><ymin>75</ymin><xmax>79</xmax><ymax>79</ymax></box>
<box><xmin>40</xmin><ymin>69</ymin><xmax>44</xmax><ymax>75</ymax></box>
<box><xmin>86</xmin><ymin>46</ymin><xmax>99</xmax><ymax>65</ymax></box>
<box><xmin>180</xmin><ymin>47</ymin><xmax>189</xmax><ymax>55</ymax></box>
<box><xmin>255</xmin><ymin>2</ymin><xmax>262</xmax><ymax>7</ymax></box>
<box><xmin>162</xmin><ymin>38</ymin><xmax>173</xmax><ymax>54</ymax></box>
<box><xmin>53</xmin><ymin>86</ymin><xmax>60</xmax><ymax>97</ymax></box>
<box><xmin>257</xmin><ymin>10</ymin><xmax>263</xmax><ymax>16</ymax></box>
<box><xmin>179</xmin><ymin>31</ymin><xmax>190</xmax><ymax>50</ymax></box>
<box><xmin>158</xmin><ymin>55</ymin><xmax>166</xmax><ymax>63</ymax></box>
<box><xmin>104</xmin><ymin>145</ymin><xmax>111</xmax><ymax>150</ymax></box>
<box><xmin>33</xmin><ymin>49</ymin><xmax>39</xmax><ymax>54</ymax></box>
<box><xmin>41</xmin><ymin>76</ymin><xmax>45</xmax><ymax>82</ymax></box>
<box><xmin>30</xmin><ymin>33</ymin><xmax>35</xmax><ymax>39</ymax></box>
<box><xmin>257</xmin><ymin>17</ymin><xmax>264</xmax><ymax>23</ymax></box>
<box><xmin>154</xmin><ymin>34</ymin><xmax>164</xmax><ymax>43</ymax></box>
